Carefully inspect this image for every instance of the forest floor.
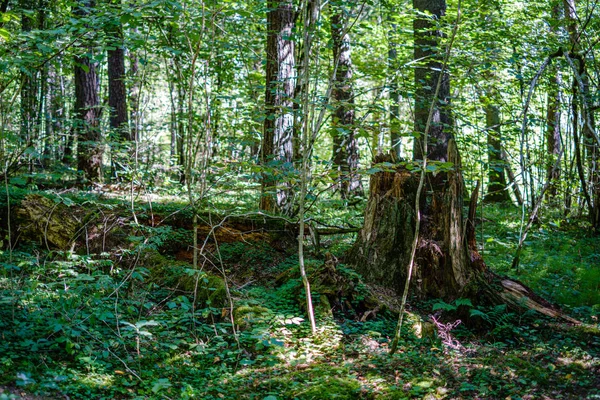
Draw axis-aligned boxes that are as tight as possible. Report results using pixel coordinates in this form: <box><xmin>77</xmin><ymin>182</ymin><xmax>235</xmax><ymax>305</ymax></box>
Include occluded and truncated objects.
<box><xmin>0</xmin><ymin>188</ymin><xmax>599</xmax><ymax>399</ymax></box>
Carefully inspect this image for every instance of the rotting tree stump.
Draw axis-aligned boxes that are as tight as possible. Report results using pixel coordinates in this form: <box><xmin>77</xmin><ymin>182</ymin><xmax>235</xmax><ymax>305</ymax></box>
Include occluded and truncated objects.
<box><xmin>348</xmin><ymin>143</ymin><xmax>578</xmax><ymax>323</ymax></box>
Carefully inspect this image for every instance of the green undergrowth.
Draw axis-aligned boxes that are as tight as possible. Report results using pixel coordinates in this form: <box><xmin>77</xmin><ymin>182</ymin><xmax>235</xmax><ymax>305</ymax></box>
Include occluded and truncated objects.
<box><xmin>0</xmin><ymin>193</ymin><xmax>599</xmax><ymax>399</ymax></box>
<box><xmin>479</xmin><ymin>202</ymin><xmax>600</xmax><ymax>318</ymax></box>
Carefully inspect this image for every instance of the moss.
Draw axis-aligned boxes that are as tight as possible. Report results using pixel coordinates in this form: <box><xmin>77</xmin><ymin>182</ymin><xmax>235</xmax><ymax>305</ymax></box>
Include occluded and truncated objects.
<box><xmin>233</xmin><ymin>305</ymin><xmax>272</xmax><ymax>329</ymax></box>
<box><xmin>275</xmin><ymin>256</ymin><xmax>385</xmax><ymax>319</ymax></box>
<box><xmin>15</xmin><ymin>194</ymin><xmax>82</xmax><ymax>249</ymax></box>
<box><xmin>142</xmin><ymin>250</ymin><xmax>228</xmax><ymax>308</ymax></box>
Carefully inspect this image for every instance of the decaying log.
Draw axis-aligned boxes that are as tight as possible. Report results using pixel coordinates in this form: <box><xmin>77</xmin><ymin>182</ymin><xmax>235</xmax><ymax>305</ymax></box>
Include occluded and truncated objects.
<box><xmin>15</xmin><ymin>194</ymin><xmax>82</xmax><ymax>249</ymax></box>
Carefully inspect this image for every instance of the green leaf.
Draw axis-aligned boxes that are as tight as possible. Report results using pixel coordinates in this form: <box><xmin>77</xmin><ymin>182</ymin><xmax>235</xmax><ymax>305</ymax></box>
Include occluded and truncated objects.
<box><xmin>454</xmin><ymin>298</ymin><xmax>473</xmax><ymax>307</ymax></box>
<box><xmin>0</xmin><ymin>28</ymin><xmax>10</xmax><ymax>40</ymax></box>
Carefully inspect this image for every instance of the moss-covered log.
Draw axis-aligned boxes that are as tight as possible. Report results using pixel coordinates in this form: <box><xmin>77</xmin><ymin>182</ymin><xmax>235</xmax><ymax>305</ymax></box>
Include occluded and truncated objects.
<box><xmin>15</xmin><ymin>194</ymin><xmax>82</xmax><ymax>249</ymax></box>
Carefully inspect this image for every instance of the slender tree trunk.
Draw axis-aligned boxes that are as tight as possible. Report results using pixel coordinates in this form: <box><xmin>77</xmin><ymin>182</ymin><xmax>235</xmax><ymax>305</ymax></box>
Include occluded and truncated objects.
<box><xmin>20</xmin><ymin>0</ymin><xmax>39</xmax><ymax>167</ymax></box>
<box><xmin>168</xmin><ymin>65</ymin><xmax>177</xmax><ymax>160</ymax></box>
<box><xmin>484</xmin><ymin>103</ymin><xmax>511</xmax><ymax>202</ymax></box>
<box><xmin>129</xmin><ymin>42</ymin><xmax>140</xmax><ymax>142</ymax></box>
<box><xmin>177</xmin><ymin>83</ymin><xmax>186</xmax><ymax>184</ymax></box>
<box><xmin>330</xmin><ymin>8</ymin><xmax>363</xmax><ymax>199</ymax></box>
<box><xmin>260</xmin><ymin>0</ymin><xmax>296</xmax><ymax>214</ymax></box>
<box><xmin>502</xmin><ymin>149</ymin><xmax>524</xmax><ymax>206</ymax></box>
<box><xmin>293</xmin><ymin>0</ymin><xmax>318</xmax><ymax>162</ymax></box>
<box><xmin>74</xmin><ymin>0</ymin><xmax>103</xmax><ymax>182</ymax></box>
<box><xmin>545</xmin><ymin>72</ymin><xmax>562</xmax><ymax>199</ymax></box>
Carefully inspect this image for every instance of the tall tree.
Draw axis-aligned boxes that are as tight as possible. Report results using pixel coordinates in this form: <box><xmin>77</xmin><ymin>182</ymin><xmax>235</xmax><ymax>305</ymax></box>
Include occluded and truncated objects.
<box><xmin>330</xmin><ymin>3</ymin><xmax>362</xmax><ymax>199</ymax></box>
<box><xmin>74</xmin><ymin>0</ymin><xmax>103</xmax><ymax>182</ymax></box>
<box><xmin>412</xmin><ymin>0</ymin><xmax>451</xmax><ymax>162</ymax></box>
<box><xmin>545</xmin><ymin>72</ymin><xmax>562</xmax><ymax>199</ymax></box>
<box><xmin>563</xmin><ymin>0</ymin><xmax>600</xmax><ymax>230</ymax></box>
<box><xmin>106</xmin><ymin>0</ymin><xmax>129</xmax><ymax>142</ymax></box>
<box><xmin>20</xmin><ymin>0</ymin><xmax>40</xmax><ymax>159</ymax></box>
<box><xmin>544</xmin><ymin>4</ymin><xmax>562</xmax><ymax>200</ymax></box>
<box><xmin>260</xmin><ymin>0</ymin><xmax>296</xmax><ymax>214</ymax></box>
<box><xmin>348</xmin><ymin>0</ymin><xmax>570</xmax><ymax>321</ymax></box>
<box><xmin>387</xmin><ymin>9</ymin><xmax>402</xmax><ymax>159</ymax></box>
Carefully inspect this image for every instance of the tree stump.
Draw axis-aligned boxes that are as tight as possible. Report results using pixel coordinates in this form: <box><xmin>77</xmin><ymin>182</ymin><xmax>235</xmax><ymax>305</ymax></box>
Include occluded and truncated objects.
<box><xmin>349</xmin><ymin>144</ymin><xmax>578</xmax><ymax>323</ymax></box>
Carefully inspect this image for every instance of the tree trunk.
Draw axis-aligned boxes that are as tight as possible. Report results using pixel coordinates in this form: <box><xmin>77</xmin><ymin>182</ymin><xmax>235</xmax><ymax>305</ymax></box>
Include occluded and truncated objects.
<box><xmin>388</xmin><ymin>13</ymin><xmax>402</xmax><ymax>159</ymax></box>
<box><xmin>330</xmin><ymin>9</ymin><xmax>363</xmax><ymax>199</ymax></box>
<box><xmin>293</xmin><ymin>0</ymin><xmax>318</xmax><ymax>163</ymax></box>
<box><xmin>260</xmin><ymin>0</ymin><xmax>296</xmax><ymax>214</ymax></box>
<box><xmin>176</xmin><ymin>83</ymin><xmax>186</xmax><ymax>184</ymax></box>
<box><xmin>129</xmin><ymin>38</ymin><xmax>140</xmax><ymax>142</ymax></box>
<box><xmin>20</xmin><ymin>0</ymin><xmax>39</xmax><ymax>166</ymax></box>
<box><xmin>563</xmin><ymin>0</ymin><xmax>600</xmax><ymax>231</ymax></box>
<box><xmin>348</xmin><ymin>0</ymin><xmax>576</xmax><ymax>323</ymax></box>
<box><xmin>412</xmin><ymin>0</ymin><xmax>451</xmax><ymax>162</ymax></box>
<box><xmin>545</xmin><ymin>72</ymin><xmax>561</xmax><ymax>199</ymax></box>
<box><xmin>107</xmin><ymin>17</ymin><xmax>129</xmax><ymax>141</ymax></box>
<box><xmin>484</xmin><ymin>103</ymin><xmax>511</xmax><ymax>202</ymax></box>
<box><xmin>74</xmin><ymin>0</ymin><xmax>103</xmax><ymax>183</ymax></box>
<box><xmin>47</xmin><ymin>61</ymin><xmax>67</xmax><ymax>162</ymax></box>
<box><xmin>107</xmin><ymin>1</ymin><xmax>130</xmax><ymax>179</ymax></box>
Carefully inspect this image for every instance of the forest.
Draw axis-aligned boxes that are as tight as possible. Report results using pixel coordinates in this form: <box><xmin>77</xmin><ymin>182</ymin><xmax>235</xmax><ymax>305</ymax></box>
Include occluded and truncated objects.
<box><xmin>0</xmin><ymin>0</ymin><xmax>599</xmax><ymax>398</ymax></box>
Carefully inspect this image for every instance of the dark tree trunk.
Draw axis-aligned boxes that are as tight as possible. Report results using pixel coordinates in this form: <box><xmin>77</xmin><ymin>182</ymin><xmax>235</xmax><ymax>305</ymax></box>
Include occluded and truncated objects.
<box><xmin>129</xmin><ymin>41</ymin><xmax>140</xmax><ymax>142</ymax></box>
<box><xmin>176</xmin><ymin>83</ymin><xmax>186</xmax><ymax>184</ymax></box>
<box><xmin>348</xmin><ymin>0</ymin><xmax>575</xmax><ymax>323</ymax></box>
<box><xmin>330</xmin><ymin>9</ymin><xmax>362</xmax><ymax>199</ymax></box>
<box><xmin>107</xmin><ymin>18</ymin><xmax>129</xmax><ymax>141</ymax></box>
<box><xmin>107</xmin><ymin>1</ymin><xmax>129</xmax><ymax>179</ymax></box>
<box><xmin>484</xmin><ymin>103</ymin><xmax>511</xmax><ymax>202</ymax></box>
<box><xmin>20</xmin><ymin>0</ymin><xmax>39</xmax><ymax>158</ymax></box>
<box><xmin>412</xmin><ymin>0</ymin><xmax>451</xmax><ymax>162</ymax></box>
<box><xmin>388</xmin><ymin>13</ymin><xmax>401</xmax><ymax>159</ymax></box>
<box><xmin>74</xmin><ymin>0</ymin><xmax>103</xmax><ymax>182</ymax></box>
<box><xmin>563</xmin><ymin>0</ymin><xmax>600</xmax><ymax>231</ymax></box>
<box><xmin>260</xmin><ymin>0</ymin><xmax>295</xmax><ymax>214</ymax></box>
<box><xmin>545</xmin><ymin>72</ymin><xmax>562</xmax><ymax>199</ymax></box>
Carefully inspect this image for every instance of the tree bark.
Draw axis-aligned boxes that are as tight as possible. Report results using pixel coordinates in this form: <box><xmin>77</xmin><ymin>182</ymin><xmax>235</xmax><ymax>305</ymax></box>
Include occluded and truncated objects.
<box><xmin>387</xmin><ymin>12</ymin><xmax>401</xmax><ymax>159</ymax></box>
<box><xmin>20</xmin><ymin>0</ymin><xmax>39</xmax><ymax>164</ymax></box>
<box><xmin>413</xmin><ymin>0</ymin><xmax>451</xmax><ymax>162</ymax></box>
<box><xmin>484</xmin><ymin>103</ymin><xmax>511</xmax><ymax>202</ymax></box>
<box><xmin>545</xmin><ymin>72</ymin><xmax>562</xmax><ymax>199</ymax></box>
<box><xmin>260</xmin><ymin>0</ymin><xmax>296</xmax><ymax>214</ymax></box>
<box><xmin>330</xmin><ymin>8</ymin><xmax>363</xmax><ymax>199</ymax></box>
<box><xmin>107</xmin><ymin>11</ymin><xmax>129</xmax><ymax>141</ymax></box>
<box><xmin>74</xmin><ymin>0</ymin><xmax>103</xmax><ymax>183</ymax></box>
<box><xmin>293</xmin><ymin>0</ymin><xmax>318</xmax><ymax>163</ymax></box>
